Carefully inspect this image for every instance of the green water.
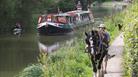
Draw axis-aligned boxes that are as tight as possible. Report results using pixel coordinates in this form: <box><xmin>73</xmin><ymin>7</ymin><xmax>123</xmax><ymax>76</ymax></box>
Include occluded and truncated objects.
<box><xmin>0</xmin><ymin>33</ymin><xmax>39</xmax><ymax>77</ymax></box>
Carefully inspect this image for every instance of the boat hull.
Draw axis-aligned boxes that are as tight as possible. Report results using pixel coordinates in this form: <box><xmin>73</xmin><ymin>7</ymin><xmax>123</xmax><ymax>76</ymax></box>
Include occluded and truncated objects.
<box><xmin>38</xmin><ymin>25</ymin><xmax>73</xmax><ymax>35</ymax></box>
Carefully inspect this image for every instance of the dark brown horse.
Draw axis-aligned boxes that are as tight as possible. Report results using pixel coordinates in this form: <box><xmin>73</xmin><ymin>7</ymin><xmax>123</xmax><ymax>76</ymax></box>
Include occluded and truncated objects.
<box><xmin>85</xmin><ymin>30</ymin><xmax>108</xmax><ymax>77</ymax></box>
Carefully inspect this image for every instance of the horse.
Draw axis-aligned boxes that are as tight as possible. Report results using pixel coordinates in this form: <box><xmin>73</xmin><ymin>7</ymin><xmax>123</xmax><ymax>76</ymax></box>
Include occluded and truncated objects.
<box><xmin>85</xmin><ymin>30</ymin><xmax>108</xmax><ymax>77</ymax></box>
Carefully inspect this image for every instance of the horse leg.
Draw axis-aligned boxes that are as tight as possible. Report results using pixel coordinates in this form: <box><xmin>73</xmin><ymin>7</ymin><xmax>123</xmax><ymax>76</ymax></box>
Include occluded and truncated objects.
<box><xmin>104</xmin><ymin>55</ymin><xmax>108</xmax><ymax>74</ymax></box>
<box><xmin>93</xmin><ymin>72</ymin><xmax>97</xmax><ymax>77</ymax></box>
<box><xmin>97</xmin><ymin>62</ymin><xmax>104</xmax><ymax>77</ymax></box>
<box><xmin>91</xmin><ymin>56</ymin><xmax>97</xmax><ymax>77</ymax></box>
<box><xmin>101</xmin><ymin>62</ymin><xmax>104</xmax><ymax>77</ymax></box>
<box><xmin>97</xmin><ymin>54</ymin><xmax>105</xmax><ymax>77</ymax></box>
<box><xmin>92</xmin><ymin>62</ymin><xmax>97</xmax><ymax>77</ymax></box>
<box><xmin>103</xmin><ymin>48</ymin><xmax>109</xmax><ymax>74</ymax></box>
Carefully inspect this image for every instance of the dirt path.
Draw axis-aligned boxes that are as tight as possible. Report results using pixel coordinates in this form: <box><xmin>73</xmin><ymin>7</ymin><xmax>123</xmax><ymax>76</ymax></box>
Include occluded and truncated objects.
<box><xmin>104</xmin><ymin>33</ymin><xmax>124</xmax><ymax>77</ymax></box>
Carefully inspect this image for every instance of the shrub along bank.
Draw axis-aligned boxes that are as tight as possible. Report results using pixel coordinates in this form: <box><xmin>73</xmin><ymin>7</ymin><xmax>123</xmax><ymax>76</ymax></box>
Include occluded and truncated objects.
<box><xmin>105</xmin><ymin>1</ymin><xmax>138</xmax><ymax>76</ymax></box>
<box><xmin>122</xmin><ymin>1</ymin><xmax>138</xmax><ymax>77</ymax></box>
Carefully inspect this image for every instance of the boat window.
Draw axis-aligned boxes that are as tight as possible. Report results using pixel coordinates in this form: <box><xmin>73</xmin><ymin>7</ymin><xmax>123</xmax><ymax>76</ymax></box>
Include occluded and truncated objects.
<box><xmin>38</xmin><ymin>16</ymin><xmax>47</xmax><ymax>23</ymax></box>
<box><xmin>57</xmin><ymin>16</ymin><xmax>67</xmax><ymax>24</ymax></box>
<box><xmin>73</xmin><ymin>16</ymin><xmax>77</xmax><ymax>24</ymax></box>
<box><xmin>80</xmin><ymin>14</ymin><xmax>83</xmax><ymax>21</ymax></box>
<box><xmin>67</xmin><ymin>17</ymin><xmax>73</xmax><ymax>24</ymax></box>
<box><xmin>52</xmin><ymin>16</ymin><xmax>58</xmax><ymax>23</ymax></box>
<box><xmin>75</xmin><ymin>15</ymin><xmax>79</xmax><ymax>21</ymax></box>
<box><xmin>38</xmin><ymin>16</ymin><xmax>42</xmax><ymax>24</ymax></box>
<box><xmin>80</xmin><ymin>13</ymin><xmax>90</xmax><ymax>21</ymax></box>
<box><xmin>46</xmin><ymin>15</ymin><xmax>52</xmax><ymax>22</ymax></box>
<box><xmin>66</xmin><ymin>17</ymin><xmax>70</xmax><ymax>23</ymax></box>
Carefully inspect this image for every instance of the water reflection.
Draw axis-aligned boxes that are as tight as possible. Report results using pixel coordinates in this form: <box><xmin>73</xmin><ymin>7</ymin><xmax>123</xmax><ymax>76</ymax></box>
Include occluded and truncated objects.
<box><xmin>38</xmin><ymin>42</ymin><xmax>59</xmax><ymax>53</ymax></box>
<box><xmin>38</xmin><ymin>34</ymin><xmax>75</xmax><ymax>53</ymax></box>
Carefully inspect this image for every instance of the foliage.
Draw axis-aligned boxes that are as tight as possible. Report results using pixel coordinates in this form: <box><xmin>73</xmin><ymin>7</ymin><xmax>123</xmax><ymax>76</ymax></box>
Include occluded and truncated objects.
<box><xmin>0</xmin><ymin>0</ymin><xmax>56</xmax><ymax>34</ymax></box>
<box><xmin>122</xmin><ymin>1</ymin><xmax>138</xmax><ymax>77</ymax></box>
<box><xmin>16</xmin><ymin>64</ymin><xmax>44</xmax><ymax>77</ymax></box>
<box><xmin>0</xmin><ymin>0</ymin><xmax>36</xmax><ymax>33</ymax></box>
<box><xmin>38</xmin><ymin>38</ymin><xmax>92</xmax><ymax>77</ymax></box>
<box><xmin>58</xmin><ymin>0</ymin><xmax>75</xmax><ymax>12</ymax></box>
<box><xmin>103</xmin><ymin>1</ymin><xmax>138</xmax><ymax>77</ymax></box>
<box><xmin>36</xmin><ymin>0</ymin><xmax>58</xmax><ymax>13</ymax></box>
<box><xmin>104</xmin><ymin>13</ymin><xmax>120</xmax><ymax>42</ymax></box>
<box><xmin>0</xmin><ymin>0</ymin><xmax>17</xmax><ymax>33</ymax></box>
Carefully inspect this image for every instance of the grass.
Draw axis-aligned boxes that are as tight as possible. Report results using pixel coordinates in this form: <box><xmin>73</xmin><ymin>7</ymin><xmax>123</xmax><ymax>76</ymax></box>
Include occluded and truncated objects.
<box><xmin>38</xmin><ymin>38</ymin><xmax>92</xmax><ymax>77</ymax></box>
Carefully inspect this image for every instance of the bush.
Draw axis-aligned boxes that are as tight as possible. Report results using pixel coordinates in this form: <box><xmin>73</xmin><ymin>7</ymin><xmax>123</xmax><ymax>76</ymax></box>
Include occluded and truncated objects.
<box><xmin>104</xmin><ymin>13</ymin><xmax>120</xmax><ymax>42</ymax></box>
<box><xmin>16</xmin><ymin>64</ymin><xmax>44</xmax><ymax>77</ymax></box>
<box><xmin>38</xmin><ymin>38</ymin><xmax>92</xmax><ymax>77</ymax></box>
<box><xmin>104</xmin><ymin>1</ymin><xmax>138</xmax><ymax>77</ymax></box>
<box><xmin>120</xmin><ymin>1</ymin><xmax>138</xmax><ymax>77</ymax></box>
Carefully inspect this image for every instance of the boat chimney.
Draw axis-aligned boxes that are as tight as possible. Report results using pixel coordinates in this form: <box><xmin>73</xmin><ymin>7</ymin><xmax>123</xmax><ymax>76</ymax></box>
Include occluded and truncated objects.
<box><xmin>87</xmin><ymin>5</ymin><xmax>91</xmax><ymax>12</ymax></box>
<box><xmin>58</xmin><ymin>7</ymin><xmax>62</xmax><ymax>14</ymax></box>
<box><xmin>76</xmin><ymin>1</ymin><xmax>82</xmax><ymax>11</ymax></box>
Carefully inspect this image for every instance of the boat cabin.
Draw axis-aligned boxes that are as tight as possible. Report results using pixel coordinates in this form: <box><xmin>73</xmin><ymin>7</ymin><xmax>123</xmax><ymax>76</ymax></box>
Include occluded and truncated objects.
<box><xmin>38</xmin><ymin>10</ymin><xmax>92</xmax><ymax>25</ymax></box>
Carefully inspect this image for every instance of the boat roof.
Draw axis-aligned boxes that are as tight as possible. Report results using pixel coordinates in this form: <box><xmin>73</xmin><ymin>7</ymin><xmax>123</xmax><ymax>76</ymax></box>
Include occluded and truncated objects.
<box><xmin>67</xmin><ymin>10</ymin><xmax>90</xmax><ymax>14</ymax></box>
<box><xmin>54</xmin><ymin>10</ymin><xmax>90</xmax><ymax>17</ymax></box>
<box><xmin>39</xmin><ymin>10</ymin><xmax>90</xmax><ymax>17</ymax></box>
<box><xmin>54</xmin><ymin>13</ymin><xmax>70</xmax><ymax>16</ymax></box>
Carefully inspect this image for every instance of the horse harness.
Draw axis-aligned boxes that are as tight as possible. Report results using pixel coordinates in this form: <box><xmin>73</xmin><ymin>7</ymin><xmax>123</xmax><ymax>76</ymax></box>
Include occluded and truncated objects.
<box><xmin>85</xmin><ymin>31</ymin><xmax>108</xmax><ymax>58</ymax></box>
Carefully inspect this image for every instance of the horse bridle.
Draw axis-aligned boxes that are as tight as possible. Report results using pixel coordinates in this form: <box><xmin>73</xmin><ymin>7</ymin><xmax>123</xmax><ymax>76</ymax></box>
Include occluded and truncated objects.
<box><xmin>85</xmin><ymin>31</ymin><xmax>102</xmax><ymax>55</ymax></box>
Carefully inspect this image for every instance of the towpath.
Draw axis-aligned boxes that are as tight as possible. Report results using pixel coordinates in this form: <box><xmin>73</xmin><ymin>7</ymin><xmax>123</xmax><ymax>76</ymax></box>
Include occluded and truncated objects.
<box><xmin>104</xmin><ymin>33</ymin><xmax>124</xmax><ymax>77</ymax></box>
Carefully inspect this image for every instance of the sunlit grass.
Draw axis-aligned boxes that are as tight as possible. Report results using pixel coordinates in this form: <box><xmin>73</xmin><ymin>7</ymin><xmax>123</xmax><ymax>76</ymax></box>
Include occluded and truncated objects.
<box><xmin>38</xmin><ymin>38</ymin><xmax>92</xmax><ymax>77</ymax></box>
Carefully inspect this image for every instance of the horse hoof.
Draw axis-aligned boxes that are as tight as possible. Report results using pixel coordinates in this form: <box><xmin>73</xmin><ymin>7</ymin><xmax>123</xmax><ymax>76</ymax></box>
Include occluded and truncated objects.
<box><xmin>104</xmin><ymin>71</ymin><xmax>107</xmax><ymax>74</ymax></box>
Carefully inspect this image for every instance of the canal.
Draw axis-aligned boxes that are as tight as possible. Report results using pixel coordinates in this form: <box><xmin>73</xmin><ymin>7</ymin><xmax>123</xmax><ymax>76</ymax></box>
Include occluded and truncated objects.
<box><xmin>0</xmin><ymin>3</ymin><xmax>122</xmax><ymax>77</ymax></box>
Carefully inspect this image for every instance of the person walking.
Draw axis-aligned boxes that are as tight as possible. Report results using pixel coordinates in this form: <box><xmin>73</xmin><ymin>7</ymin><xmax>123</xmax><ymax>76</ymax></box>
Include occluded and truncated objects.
<box><xmin>98</xmin><ymin>24</ymin><xmax>115</xmax><ymax>73</ymax></box>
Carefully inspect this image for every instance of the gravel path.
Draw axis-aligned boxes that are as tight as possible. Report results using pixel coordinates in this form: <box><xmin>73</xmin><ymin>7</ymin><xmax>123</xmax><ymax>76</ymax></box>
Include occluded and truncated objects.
<box><xmin>104</xmin><ymin>33</ymin><xmax>124</xmax><ymax>77</ymax></box>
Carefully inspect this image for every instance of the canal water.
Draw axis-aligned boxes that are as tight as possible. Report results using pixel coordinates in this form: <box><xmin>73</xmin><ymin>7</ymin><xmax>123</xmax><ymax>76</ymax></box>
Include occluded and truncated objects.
<box><xmin>0</xmin><ymin>33</ymin><xmax>39</xmax><ymax>77</ymax></box>
<box><xmin>0</xmin><ymin>3</ymin><xmax>123</xmax><ymax>77</ymax></box>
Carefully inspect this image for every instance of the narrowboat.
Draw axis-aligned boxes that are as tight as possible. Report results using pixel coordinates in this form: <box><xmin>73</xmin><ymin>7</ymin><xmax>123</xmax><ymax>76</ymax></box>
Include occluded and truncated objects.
<box><xmin>37</xmin><ymin>10</ymin><xmax>94</xmax><ymax>35</ymax></box>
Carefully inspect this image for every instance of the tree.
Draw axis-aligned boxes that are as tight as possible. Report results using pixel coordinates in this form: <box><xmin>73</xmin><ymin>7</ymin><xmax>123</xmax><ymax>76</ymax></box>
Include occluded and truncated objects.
<box><xmin>58</xmin><ymin>0</ymin><xmax>75</xmax><ymax>12</ymax></box>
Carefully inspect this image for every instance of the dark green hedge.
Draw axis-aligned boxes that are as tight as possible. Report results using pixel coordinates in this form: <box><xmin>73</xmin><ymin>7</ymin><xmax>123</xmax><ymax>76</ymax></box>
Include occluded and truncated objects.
<box><xmin>123</xmin><ymin>1</ymin><xmax>138</xmax><ymax>77</ymax></box>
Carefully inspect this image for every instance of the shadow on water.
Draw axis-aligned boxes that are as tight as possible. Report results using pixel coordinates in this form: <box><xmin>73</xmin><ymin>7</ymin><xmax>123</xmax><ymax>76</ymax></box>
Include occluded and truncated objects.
<box><xmin>0</xmin><ymin>33</ymin><xmax>39</xmax><ymax>77</ymax></box>
<box><xmin>38</xmin><ymin>33</ymin><xmax>75</xmax><ymax>53</ymax></box>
